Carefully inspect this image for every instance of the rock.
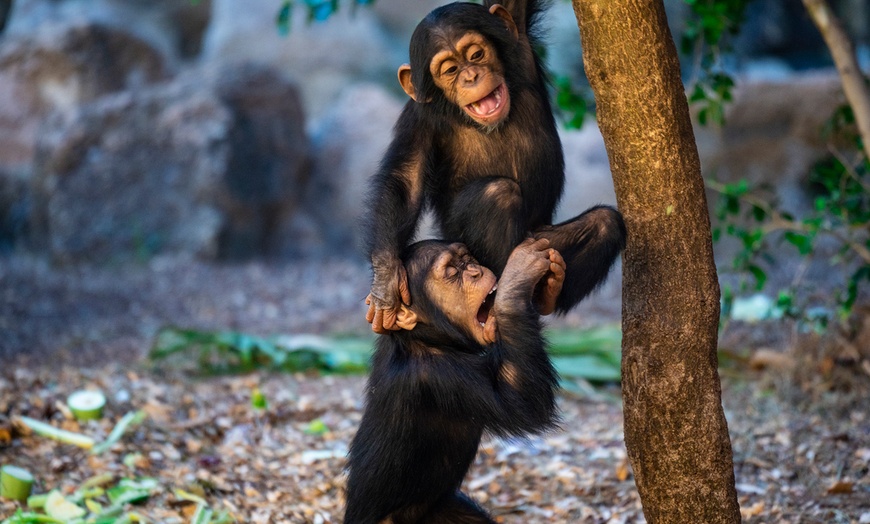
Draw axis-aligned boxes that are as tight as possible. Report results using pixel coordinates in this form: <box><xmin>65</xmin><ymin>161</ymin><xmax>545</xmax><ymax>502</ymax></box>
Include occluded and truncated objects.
<box><xmin>31</xmin><ymin>81</ymin><xmax>231</xmax><ymax>263</ymax></box>
<box><xmin>308</xmin><ymin>84</ymin><xmax>404</xmax><ymax>256</ymax></box>
<box><xmin>210</xmin><ymin>63</ymin><xmax>311</xmax><ymax>259</ymax></box>
<box><xmin>370</xmin><ymin>0</ymin><xmax>440</xmax><ymax>42</ymax></box>
<box><xmin>695</xmin><ymin>72</ymin><xmax>846</xmax><ymax>214</ymax></box>
<box><xmin>202</xmin><ymin>0</ymin><xmax>399</xmax><ymax>118</ymax></box>
<box><xmin>0</xmin><ymin>170</ymin><xmax>29</xmax><ymax>253</ymax></box>
<box><xmin>29</xmin><ymin>63</ymin><xmax>313</xmax><ymax>263</ymax></box>
<box><xmin>6</xmin><ymin>0</ymin><xmax>212</xmax><ymax>66</ymax></box>
<box><xmin>0</xmin><ymin>22</ymin><xmax>167</xmax><ymax>175</ymax></box>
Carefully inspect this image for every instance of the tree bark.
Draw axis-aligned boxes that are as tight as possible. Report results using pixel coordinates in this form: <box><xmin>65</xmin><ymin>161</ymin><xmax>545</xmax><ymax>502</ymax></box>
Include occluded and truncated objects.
<box><xmin>571</xmin><ymin>1</ymin><xmax>741</xmax><ymax>522</ymax></box>
<box><xmin>803</xmin><ymin>0</ymin><xmax>870</xmax><ymax>151</ymax></box>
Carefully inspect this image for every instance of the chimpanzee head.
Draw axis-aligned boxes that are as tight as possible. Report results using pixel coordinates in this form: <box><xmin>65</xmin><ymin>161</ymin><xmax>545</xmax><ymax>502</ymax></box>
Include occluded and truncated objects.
<box><xmin>395</xmin><ymin>240</ymin><xmax>498</xmax><ymax>348</ymax></box>
<box><xmin>397</xmin><ymin>2</ymin><xmax>522</xmax><ymax>129</ymax></box>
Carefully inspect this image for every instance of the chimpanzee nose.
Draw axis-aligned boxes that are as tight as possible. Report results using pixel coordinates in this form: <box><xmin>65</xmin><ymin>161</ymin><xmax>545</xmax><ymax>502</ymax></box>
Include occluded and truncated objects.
<box><xmin>462</xmin><ymin>68</ymin><xmax>478</xmax><ymax>84</ymax></box>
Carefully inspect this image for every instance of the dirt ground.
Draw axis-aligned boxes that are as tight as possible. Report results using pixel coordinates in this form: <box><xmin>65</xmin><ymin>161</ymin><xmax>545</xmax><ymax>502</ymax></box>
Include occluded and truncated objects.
<box><xmin>1</xmin><ymin>255</ymin><xmax>868</xmax><ymax>523</ymax></box>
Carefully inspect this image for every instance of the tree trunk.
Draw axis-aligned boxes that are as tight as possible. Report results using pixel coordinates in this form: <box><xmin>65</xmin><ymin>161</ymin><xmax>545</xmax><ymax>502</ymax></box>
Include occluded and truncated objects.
<box><xmin>571</xmin><ymin>1</ymin><xmax>741</xmax><ymax>522</ymax></box>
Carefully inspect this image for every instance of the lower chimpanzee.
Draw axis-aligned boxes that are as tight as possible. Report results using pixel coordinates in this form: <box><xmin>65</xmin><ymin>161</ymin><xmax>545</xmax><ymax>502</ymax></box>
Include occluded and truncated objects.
<box><xmin>365</xmin><ymin>0</ymin><xmax>626</xmax><ymax>333</ymax></box>
<box><xmin>345</xmin><ymin>238</ymin><xmax>563</xmax><ymax>523</ymax></box>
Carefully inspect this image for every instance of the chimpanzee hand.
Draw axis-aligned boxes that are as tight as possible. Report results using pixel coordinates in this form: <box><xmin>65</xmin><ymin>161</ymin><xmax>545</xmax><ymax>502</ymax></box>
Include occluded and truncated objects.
<box><xmin>496</xmin><ymin>238</ymin><xmax>557</xmax><ymax>314</ymax></box>
<box><xmin>366</xmin><ymin>255</ymin><xmax>412</xmax><ymax>334</ymax></box>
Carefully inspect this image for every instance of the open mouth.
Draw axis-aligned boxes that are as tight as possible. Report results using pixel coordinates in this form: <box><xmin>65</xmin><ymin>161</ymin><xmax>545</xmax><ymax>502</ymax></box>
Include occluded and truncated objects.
<box><xmin>477</xmin><ymin>283</ymin><xmax>498</xmax><ymax>327</ymax></box>
<box><xmin>465</xmin><ymin>83</ymin><xmax>507</xmax><ymax>122</ymax></box>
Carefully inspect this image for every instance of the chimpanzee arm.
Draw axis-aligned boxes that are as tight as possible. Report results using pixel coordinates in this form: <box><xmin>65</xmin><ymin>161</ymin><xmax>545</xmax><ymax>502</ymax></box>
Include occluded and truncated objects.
<box><xmin>365</xmin><ymin>105</ymin><xmax>429</xmax><ymax>332</ymax></box>
<box><xmin>480</xmin><ymin>237</ymin><xmax>560</xmax><ymax>433</ymax></box>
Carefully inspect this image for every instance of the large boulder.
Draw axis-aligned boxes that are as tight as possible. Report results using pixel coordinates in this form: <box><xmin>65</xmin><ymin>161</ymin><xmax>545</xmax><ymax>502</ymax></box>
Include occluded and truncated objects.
<box><xmin>202</xmin><ymin>0</ymin><xmax>399</xmax><ymax>118</ymax></box>
<box><xmin>0</xmin><ymin>23</ymin><xmax>167</xmax><ymax>175</ymax></box>
<box><xmin>308</xmin><ymin>84</ymin><xmax>404</xmax><ymax>256</ymax></box>
<box><xmin>31</xmin><ymin>80</ymin><xmax>231</xmax><ymax>263</ymax></box>
<box><xmin>695</xmin><ymin>72</ymin><xmax>846</xmax><ymax>214</ymax></box>
<box><xmin>6</xmin><ymin>0</ymin><xmax>211</xmax><ymax>66</ymax></box>
<box><xmin>210</xmin><ymin>64</ymin><xmax>311</xmax><ymax>259</ymax></box>
<box><xmin>29</xmin><ymin>63</ymin><xmax>313</xmax><ymax>264</ymax></box>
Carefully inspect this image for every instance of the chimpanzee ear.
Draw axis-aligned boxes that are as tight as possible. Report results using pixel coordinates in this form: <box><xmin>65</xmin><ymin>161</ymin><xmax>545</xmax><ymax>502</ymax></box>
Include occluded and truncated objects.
<box><xmin>395</xmin><ymin>305</ymin><xmax>419</xmax><ymax>331</ymax></box>
<box><xmin>397</xmin><ymin>64</ymin><xmax>418</xmax><ymax>101</ymax></box>
<box><xmin>489</xmin><ymin>4</ymin><xmax>519</xmax><ymax>40</ymax></box>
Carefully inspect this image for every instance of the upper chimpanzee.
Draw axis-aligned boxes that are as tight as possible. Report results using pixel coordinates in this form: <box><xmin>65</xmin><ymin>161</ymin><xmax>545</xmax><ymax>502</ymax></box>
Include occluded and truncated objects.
<box><xmin>365</xmin><ymin>0</ymin><xmax>627</xmax><ymax>333</ymax></box>
<box><xmin>345</xmin><ymin>238</ymin><xmax>563</xmax><ymax>523</ymax></box>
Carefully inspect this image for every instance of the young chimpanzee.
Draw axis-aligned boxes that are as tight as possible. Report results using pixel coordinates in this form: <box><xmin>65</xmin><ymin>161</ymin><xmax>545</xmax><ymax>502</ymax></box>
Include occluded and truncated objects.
<box><xmin>365</xmin><ymin>0</ymin><xmax>627</xmax><ymax>333</ymax></box>
<box><xmin>345</xmin><ymin>238</ymin><xmax>564</xmax><ymax>523</ymax></box>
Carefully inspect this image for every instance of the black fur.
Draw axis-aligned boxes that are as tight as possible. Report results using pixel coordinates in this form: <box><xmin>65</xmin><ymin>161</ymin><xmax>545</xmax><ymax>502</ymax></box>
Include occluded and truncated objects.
<box><xmin>344</xmin><ymin>240</ymin><xmax>559</xmax><ymax>524</ymax></box>
<box><xmin>366</xmin><ymin>0</ymin><xmax>626</xmax><ymax>314</ymax></box>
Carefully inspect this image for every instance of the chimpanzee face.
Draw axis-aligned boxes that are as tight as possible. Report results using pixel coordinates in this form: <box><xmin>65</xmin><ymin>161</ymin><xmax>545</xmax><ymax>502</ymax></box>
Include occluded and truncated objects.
<box><xmin>424</xmin><ymin>243</ymin><xmax>497</xmax><ymax>345</ymax></box>
<box><xmin>428</xmin><ymin>32</ymin><xmax>510</xmax><ymax>127</ymax></box>
<box><xmin>397</xmin><ymin>3</ymin><xmax>519</xmax><ymax>130</ymax></box>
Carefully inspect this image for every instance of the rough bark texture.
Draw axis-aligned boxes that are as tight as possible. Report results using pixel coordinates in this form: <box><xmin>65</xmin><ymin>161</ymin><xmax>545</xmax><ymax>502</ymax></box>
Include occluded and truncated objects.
<box><xmin>571</xmin><ymin>1</ymin><xmax>741</xmax><ymax>522</ymax></box>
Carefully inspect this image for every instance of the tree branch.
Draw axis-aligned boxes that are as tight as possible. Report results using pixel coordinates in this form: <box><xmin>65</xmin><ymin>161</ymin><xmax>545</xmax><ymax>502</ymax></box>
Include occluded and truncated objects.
<box><xmin>803</xmin><ymin>0</ymin><xmax>870</xmax><ymax>150</ymax></box>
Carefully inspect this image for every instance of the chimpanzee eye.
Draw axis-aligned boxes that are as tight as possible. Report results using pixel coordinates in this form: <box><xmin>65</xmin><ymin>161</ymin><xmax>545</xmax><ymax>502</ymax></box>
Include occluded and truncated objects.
<box><xmin>443</xmin><ymin>65</ymin><xmax>458</xmax><ymax>76</ymax></box>
<box><xmin>470</xmin><ymin>49</ymin><xmax>484</xmax><ymax>61</ymax></box>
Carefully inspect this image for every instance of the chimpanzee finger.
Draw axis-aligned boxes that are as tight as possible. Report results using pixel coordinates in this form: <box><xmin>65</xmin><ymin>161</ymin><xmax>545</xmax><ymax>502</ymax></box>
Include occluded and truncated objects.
<box><xmin>382</xmin><ymin>308</ymin><xmax>400</xmax><ymax>331</ymax></box>
<box><xmin>397</xmin><ymin>266</ymin><xmax>412</xmax><ymax>306</ymax></box>
<box><xmin>371</xmin><ymin>308</ymin><xmax>388</xmax><ymax>334</ymax></box>
<box><xmin>366</xmin><ymin>295</ymin><xmax>376</xmax><ymax>324</ymax></box>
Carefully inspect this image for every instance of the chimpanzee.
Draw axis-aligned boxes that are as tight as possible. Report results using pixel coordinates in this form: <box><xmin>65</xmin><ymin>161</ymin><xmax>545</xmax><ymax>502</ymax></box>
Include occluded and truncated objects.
<box><xmin>365</xmin><ymin>0</ymin><xmax>627</xmax><ymax>333</ymax></box>
<box><xmin>345</xmin><ymin>238</ymin><xmax>563</xmax><ymax>523</ymax></box>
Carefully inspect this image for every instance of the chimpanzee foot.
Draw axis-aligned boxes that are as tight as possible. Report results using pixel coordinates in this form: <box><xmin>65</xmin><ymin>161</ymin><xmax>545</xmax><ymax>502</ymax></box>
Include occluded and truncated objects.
<box><xmin>534</xmin><ymin>248</ymin><xmax>565</xmax><ymax>316</ymax></box>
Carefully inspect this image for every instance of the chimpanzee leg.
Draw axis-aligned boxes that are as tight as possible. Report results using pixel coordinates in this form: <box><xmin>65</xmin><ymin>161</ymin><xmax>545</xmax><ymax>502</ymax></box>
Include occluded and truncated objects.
<box><xmin>442</xmin><ymin>177</ymin><xmax>527</xmax><ymax>275</ymax></box>
<box><xmin>416</xmin><ymin>491</ymin><xmax>496</xmax><ymax>524</ymax></box>
<box><xmin>533</xmin><ymin>205</ymin><xmax>626</xmax><ymax>313</ymax></box>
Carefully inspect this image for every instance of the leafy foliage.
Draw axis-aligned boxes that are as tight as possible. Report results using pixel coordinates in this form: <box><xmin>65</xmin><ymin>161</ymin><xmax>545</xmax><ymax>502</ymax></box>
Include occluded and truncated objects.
<box><xmin>710</xmin><ymin>105</ymin><xmax>870</xmax><ymax>330</ymax></box>
<box><xmin>275</xmin><ymin>0</ymin><xmax>374</xmax><ymax>34</ymax></box>
<box><xmin>150</xmin><ymin>328</ymin><xmax>371</xmax><ymax>375</ymax></box>
<box><xmin>553</xmin><ymin>76</ymin><xmax>590</xmax><ymax>130</ymax></box>
<box><xmin>0</xmin><ymin>476</ymin><xmax>234</xmax><ymax>524</ymax></box>
<box><xmin>681</xmin><ymin>0</ymin><xmax>752</xmax><ymax>126</ymax></box>
<box><xmin>150</xmin><ymin>326</ymin><xmax>624</xmax><ymax>382</ymax></box>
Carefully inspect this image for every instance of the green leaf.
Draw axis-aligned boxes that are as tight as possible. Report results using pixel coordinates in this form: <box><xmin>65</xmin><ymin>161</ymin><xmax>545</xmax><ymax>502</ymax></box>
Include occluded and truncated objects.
<box><xmin>251</xmin><ymin>388</ymin><xmax>268</xmax><ymax>411</ymax></box>
<box><xmin>304</xmin><ymin>419</ymin><xmax>330</xmax><ymax>436</ymax></box>
<box><xmin>751</xmin><ymin>204</ymin><xmax>766</xmax><ymax>222</ymax></box>
<box><xmin>546</xmin><ymin>326</ymin><xmax>621</xmax><ymax>382</ymax></box>
<box><xmin>552</xmin><ymin>356</ymin><xmax>620</xmax><ymax>383</ymax></box>
<box><xmin>783</xmin><ymin>231</ymin><xmax>813</xmax><ymax>255</ymax></box>
<box><xmin>276</xmin><ymin>1</ymin><xmax>292</xmax><ymax>35</ymax></box>
<box><xmin>747</xmin><ymin>264</ymin><xmax>767</xmax><ymax>290</ymax></box>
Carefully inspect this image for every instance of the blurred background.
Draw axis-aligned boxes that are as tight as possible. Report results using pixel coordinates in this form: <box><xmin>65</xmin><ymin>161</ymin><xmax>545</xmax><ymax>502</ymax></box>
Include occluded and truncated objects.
<box><xmin>0</xmin><ymin>0</ymin><xmax>865</xmax><ymax>372</ymax></box>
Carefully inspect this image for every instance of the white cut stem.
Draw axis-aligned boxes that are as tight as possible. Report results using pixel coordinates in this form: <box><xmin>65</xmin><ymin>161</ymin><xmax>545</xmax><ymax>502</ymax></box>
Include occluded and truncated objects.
<box><xmin>16</xmin><ymin>416</ymin><xmax>95</xmax><ymax>449</ymax></box>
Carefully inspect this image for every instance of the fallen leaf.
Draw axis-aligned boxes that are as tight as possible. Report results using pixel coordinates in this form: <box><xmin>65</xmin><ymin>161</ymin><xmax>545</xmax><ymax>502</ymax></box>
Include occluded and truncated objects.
<box><xmin>827</xmin><ymin>480</ymin><xmax>853</xmax><ymax>494</ymax></box>
<box><xmin>740</xmin><ymin>501</ymin><xmax>764</xmax><ymax>518</ymax></box>
<box><xmin>615</xmin><ymin>458</ymin><xmax>631</xmax><ymax>482</ymax></box>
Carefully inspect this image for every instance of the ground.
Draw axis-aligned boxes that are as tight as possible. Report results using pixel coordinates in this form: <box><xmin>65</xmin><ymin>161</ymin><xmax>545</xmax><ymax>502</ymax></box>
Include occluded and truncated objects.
<box><xmin>1</xmin><ymin>255</ymin><xmax>868</xmax><ymax>523</ymax></box>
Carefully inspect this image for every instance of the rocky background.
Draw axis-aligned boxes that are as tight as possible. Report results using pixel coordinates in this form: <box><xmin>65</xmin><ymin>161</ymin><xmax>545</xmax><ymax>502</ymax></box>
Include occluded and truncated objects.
<box><xmin>0</xmin><ymin>0</ymin><xmax>862</xmax><ymax>361</ymax></box>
